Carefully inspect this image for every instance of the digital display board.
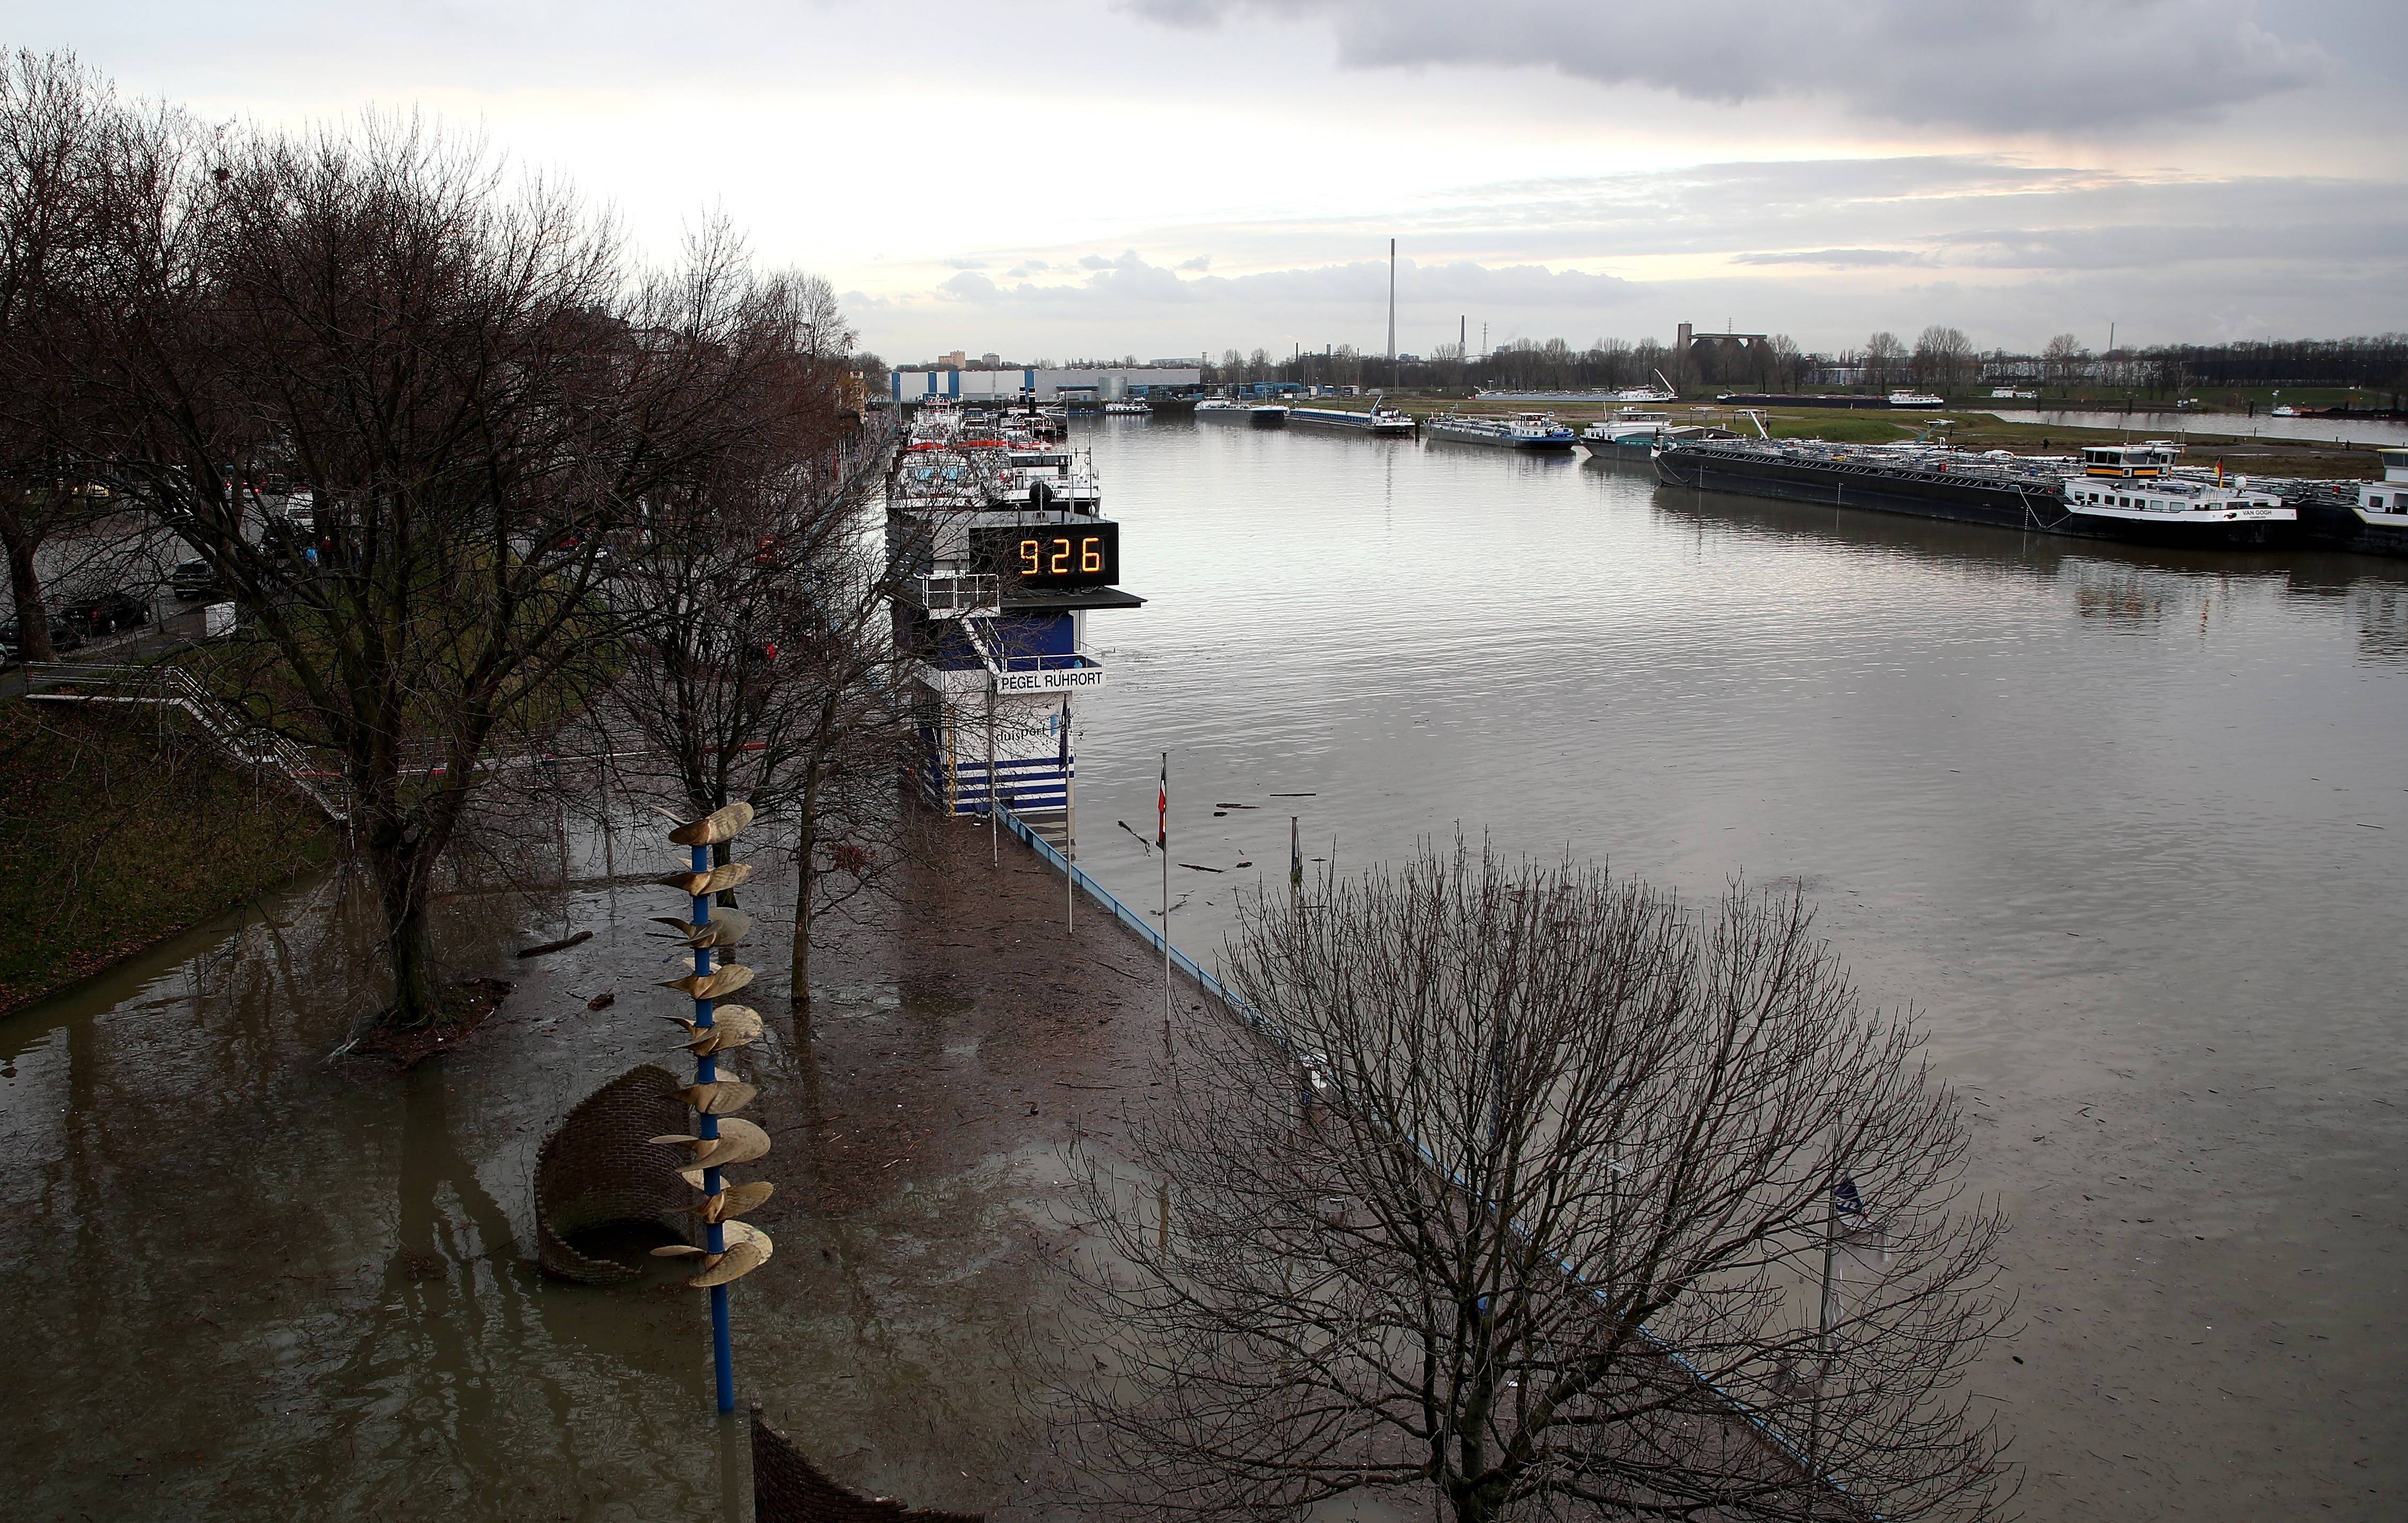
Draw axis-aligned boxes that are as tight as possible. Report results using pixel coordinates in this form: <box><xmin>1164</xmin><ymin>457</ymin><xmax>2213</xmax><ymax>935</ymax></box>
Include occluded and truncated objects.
<box><xmin>969</xmin><ymin>520</ymin><xmax>1120</xmax><ymax>588</ymax></box>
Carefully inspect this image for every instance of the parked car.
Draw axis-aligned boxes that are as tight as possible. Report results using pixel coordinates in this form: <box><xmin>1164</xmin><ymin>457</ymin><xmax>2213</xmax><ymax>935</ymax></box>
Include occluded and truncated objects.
<box><xmin>0</xmin><ymin>611</ymin><xmax>84</xmax><ymax>659</ymax></box>
<box><xmin>170</xmin><ymin>558</ymin><xmax>225</xmax><ymax>599</ymax></box>
<box><xmin>60</xmin><ymin>589</ymin><xmax>151</xmax><ymax>637</ymax></box>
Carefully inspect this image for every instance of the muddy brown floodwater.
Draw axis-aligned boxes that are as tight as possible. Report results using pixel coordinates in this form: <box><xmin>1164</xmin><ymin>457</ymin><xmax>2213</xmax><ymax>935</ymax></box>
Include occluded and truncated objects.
<box><xmin>0</xmin><ymin>819</ymin><xmax>1208</xmax><ymax>1521</ymax></box>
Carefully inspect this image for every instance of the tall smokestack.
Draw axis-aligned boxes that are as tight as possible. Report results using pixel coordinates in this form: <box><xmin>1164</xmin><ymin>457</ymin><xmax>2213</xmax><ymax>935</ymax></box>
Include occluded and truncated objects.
<box><xmin>1387</xmin><ymin>239</ymin><xmax>1396</xmax><ymax>370</ymax></box>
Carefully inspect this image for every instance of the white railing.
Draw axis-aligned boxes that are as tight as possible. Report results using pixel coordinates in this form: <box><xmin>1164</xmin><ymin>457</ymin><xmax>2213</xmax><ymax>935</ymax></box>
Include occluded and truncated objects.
<box><xmin>22</xmin><ymin>662</ymin><xmax>348</xmax><ymax>822</ymax></box>
<box><xmin>914</xmin><ymin>574</ymin><xmax>1001</xmax><ymax>619</ymax></box>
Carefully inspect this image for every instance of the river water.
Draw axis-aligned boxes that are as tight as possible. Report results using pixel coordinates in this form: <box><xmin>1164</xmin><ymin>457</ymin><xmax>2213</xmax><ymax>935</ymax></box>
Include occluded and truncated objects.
<box><xmin>4</xmin><ymin>417</ymin><xmax>2400</xmax><ymax>1521</ymax></box>
<box><xmin>1068</xmin><ymin>416</ymin><xmax>2406</xmax><ymax>1520</ymax></box>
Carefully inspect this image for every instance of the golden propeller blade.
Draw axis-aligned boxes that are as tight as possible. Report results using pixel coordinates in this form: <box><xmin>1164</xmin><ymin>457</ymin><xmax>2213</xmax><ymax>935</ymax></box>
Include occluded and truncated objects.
<box><xmin>678</xmin><ymin>1006</ymin><xmax>764</xmax><ymax>1056</ymax></box>
<box><xmin>687</xmin><ymin>1221</ymin><xmax>772</xmax><ymax>1288</ymax></box>
<box><xmin>658</xmin><ymin>964</ymin><xmax>753</xmax><ymax>1001</ymax></box>
<box><xmin>669</xmin><ymin>802</ymin><xmax>755</xmax><ymax>847</ymax></box>
<box><xmin>649</xmin><ymin>909</ymin><xmax>754</xmax><ymax>948</ymax></box>
<box><xmin>675</xmin><ymin>1181</ymin><xmax>772</xmax><ymax>1225</ymax></box>
<box><xmin>651</xmin><ymin>1122</ymin><xmax>766</xmax><ymax>1169</ymax></box>
<box><xmin>675</xmin><ymin>1079</ymin><xmax>759</xmax><ymax>1116</ymax></box>
<box><xmin>717</xmin><ymin>1179</ymin><xmax>775</xmax><ymax>1218</ymax></box>
<box><xmin>657</xmin><ymin>862</ymin><xmax>752</xmax><ymax>896</ymax></box>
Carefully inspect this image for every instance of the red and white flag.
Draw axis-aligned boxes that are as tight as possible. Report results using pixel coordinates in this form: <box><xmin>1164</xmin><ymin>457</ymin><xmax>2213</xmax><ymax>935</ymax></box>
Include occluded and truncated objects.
<box><xmin>1156</xmin><ymin>754</ymin><xmax>1168</xmax><ymax>850</ymax></box>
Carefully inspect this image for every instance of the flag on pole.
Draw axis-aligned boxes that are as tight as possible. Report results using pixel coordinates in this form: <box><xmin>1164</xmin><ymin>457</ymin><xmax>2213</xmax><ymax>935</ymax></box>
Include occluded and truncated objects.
<box><xmin>1290</xmin><ymin>817</ymin><xmax>1303</xmax><ymax>894</ymax></box>
<box><xmin>1834</xmin><ymin>1176</ymin><xmax>1864</xmax><ymax>1221</ymax></box>
<box><xmin>1157</xmin><ymin>755</ymin><xmax>1168</xmax><ymax>850</ymax></box>
<box><xmin>1057</xmin><ymin>698</ymin><xmax>1071</xmax><ymax>771</ymax></box>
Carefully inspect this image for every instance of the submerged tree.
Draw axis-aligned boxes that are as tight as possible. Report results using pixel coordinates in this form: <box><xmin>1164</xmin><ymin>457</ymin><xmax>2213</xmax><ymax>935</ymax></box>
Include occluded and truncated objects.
<box><xmin>1048</xmin><ymin>843</ymin><xmax>2014</xmax><ymax>1522</ymax></box>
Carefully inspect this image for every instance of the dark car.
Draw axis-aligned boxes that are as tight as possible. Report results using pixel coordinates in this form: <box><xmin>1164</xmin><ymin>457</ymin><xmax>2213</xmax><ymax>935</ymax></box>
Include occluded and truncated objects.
<box><xmin>61</xmin><ymin>589</ymin><xmax>151</xmax><ymax>637</ymax></box>
<box><xmin>170</xmin><ymin>558</ymin><xmax>225</xmax><ymax>599</ymax></box>
<box><xmin>0</xmin><ymin>611</ymin><xmax>85</xmax><ymax>662</ymax></box>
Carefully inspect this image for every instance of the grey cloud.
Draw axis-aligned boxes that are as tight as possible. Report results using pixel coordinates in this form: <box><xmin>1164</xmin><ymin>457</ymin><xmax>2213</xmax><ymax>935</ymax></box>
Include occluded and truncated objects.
<box><xmin>1180</xmin><ymin>254</ymin><xmax>1212</xmax><ymax>271</ymax></box>
<box><xmin>1734</xmin><ymin>249</ymin><xmax>1933</xmax><ymax>269</ymax></box>
<box><xmin>923</xmin><ymin>251</ymin><xmax>1633</xmax><ymax>313</ymax></box>
<box><xmin>1140</xmin><ymin>0</ymin><xmax>2345</xmax><ymax>132</ymax></box>
<box><xmin>887</xmin><ymin>153</ymin><xmax>2405</xmax><ymax>357</ymax></box>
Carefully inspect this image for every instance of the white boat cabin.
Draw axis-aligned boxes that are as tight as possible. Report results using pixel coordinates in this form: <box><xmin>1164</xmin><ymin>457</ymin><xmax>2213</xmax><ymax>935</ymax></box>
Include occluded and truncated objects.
<box><xmin>2080</xmin><ymin>442</ymin><xmax>2182</xmax><ymax>478</ymax></box>
<box><xmin>2355</xmin><ymin>447</ymin><xmax>2408</xmax><ymax>523</ymax></box>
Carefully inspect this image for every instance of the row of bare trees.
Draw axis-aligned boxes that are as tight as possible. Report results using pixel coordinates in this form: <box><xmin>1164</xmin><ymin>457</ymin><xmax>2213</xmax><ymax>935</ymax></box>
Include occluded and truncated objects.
<box><xmin>0</xmin><ymin>50</ymin><xmax>915</xmax><ymax>1031</ymax></box>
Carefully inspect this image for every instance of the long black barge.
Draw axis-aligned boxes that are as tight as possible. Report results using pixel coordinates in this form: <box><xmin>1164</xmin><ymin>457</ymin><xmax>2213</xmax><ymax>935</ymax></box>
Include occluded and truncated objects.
<box><xmin>1653</xmin><ymin>439</ymin><xmax>2301</xmax><ymax>552</ymax></box>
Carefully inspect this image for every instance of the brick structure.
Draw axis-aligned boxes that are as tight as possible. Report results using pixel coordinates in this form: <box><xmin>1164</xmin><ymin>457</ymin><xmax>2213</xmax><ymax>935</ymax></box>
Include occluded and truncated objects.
<box><xmin>751</xmin><ymin>1407</ymin><xmax>984</xmax><ymax>1523</ymax></box>
<box><xmin>533</xmin><ymin>1062</ymin><xmax>693</xmax><ymax>1284</ymax></box>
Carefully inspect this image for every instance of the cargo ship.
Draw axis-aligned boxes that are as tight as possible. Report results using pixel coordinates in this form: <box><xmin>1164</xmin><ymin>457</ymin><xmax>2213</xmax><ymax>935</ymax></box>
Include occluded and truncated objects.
<box><xmin>2287</xmin><ymin>446</ymin><xmax>2408</xmax><ymax>557</ymax></box>
<box><xmin>1196</xmin><ymin>397</ymin><xmax>1289</xmax><ymax>426</ymax></box>
<box><xmin>1425</xmin><ymin>410</ymin><xmax>1578</xmax><ymax>451</ymax></box>
<box><xmin>1288</xmin><ymin>395</ymin><xmax>1415</xmax><ymax>436</ymax></box>
<box><xmin>1653</xmin><ymin>438</ymin><xmax>2297</xmax><ymax>550</ymax></box>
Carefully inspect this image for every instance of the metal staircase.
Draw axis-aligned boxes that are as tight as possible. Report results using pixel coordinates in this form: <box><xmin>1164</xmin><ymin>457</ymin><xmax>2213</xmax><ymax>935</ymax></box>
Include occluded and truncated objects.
<box><xmin>22</xmin><ymin>662</ymin><xmax>349</xmax><ymax>822</ymax></box>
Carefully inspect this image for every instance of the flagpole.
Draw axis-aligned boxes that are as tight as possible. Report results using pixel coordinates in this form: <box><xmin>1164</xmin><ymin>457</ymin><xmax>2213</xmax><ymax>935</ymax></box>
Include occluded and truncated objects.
<box><xmin>986</xmin><ymin>676</ymin><xmax>998</xmax><ymax>865</ymax></box>
<box><xmin>1809</xmin><ymin>1155</ymin><xmax>1838</xmax><ymax>1483</ymax></box>
<box><xmin>1063</xmin><ymin>698</ymin><xmax>1075</xmax><ymax>933</ymax></box>
<box><xmin>1289</xmin><ymin>815</ymin><xmax>1302</xmax><ymax>916</ymax></box>
<box><xmin>1160</xmin><ymin>749</ymin><xmax>1171</xmax><ymax>1036</ymax></box>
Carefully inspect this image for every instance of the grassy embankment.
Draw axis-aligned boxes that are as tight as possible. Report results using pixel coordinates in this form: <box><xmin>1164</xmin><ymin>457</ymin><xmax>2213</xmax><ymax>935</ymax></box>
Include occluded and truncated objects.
<box><xmin>0</xmin><ymin>699</ymin><xmax>336</xmax><ymax>1016</ymax></box>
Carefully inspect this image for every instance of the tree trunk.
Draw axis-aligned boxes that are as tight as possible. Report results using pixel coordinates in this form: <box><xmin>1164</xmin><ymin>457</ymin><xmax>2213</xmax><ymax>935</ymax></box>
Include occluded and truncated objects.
<box><xmin>711</xmin><ymin>837</ymin><xmax>737</xmax><ymax>909</ymax></box>
<box><xmin>369</xmin><ymin>836</ymin><xmax>444</xmax><ymax>1031</ymax></box>
<box><xmin>790</xmin><ymin>767</ymin><xmax>821</xmax><ymax>1023</ymax></box>
<box><xmin>0</xmin><ymin>506</ymin><xmax>56</xmax><ymax>664</ymax></box>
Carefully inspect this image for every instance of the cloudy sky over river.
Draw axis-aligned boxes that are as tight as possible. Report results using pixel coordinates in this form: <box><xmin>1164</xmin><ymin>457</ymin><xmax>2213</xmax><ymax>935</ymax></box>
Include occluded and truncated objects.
<box><xmin>8</xmin><ymin>3</ymin><xmax>2405</xmax><ymax>358</ymax></box>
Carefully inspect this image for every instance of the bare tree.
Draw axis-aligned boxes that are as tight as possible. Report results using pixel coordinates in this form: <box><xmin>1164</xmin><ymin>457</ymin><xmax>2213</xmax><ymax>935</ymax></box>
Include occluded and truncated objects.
<box><xmin>0</xmin><ymin>50</ymin><xmax>132</xmax><ymax>661</ymax></box>
<box><xmin>1047</xmin><ymin>842</ymin><xmax>2013</xmax><ymax>1523</ymax></box>
<box><xmin>69</xmin><ymin>118</ymin><xmax>790</xmax><ymax>1030</ymax></box>
<box><xmin>1912</xmin><ymin>326</ymin><xmax>1974</xmax><ymax>395</ymax></box>
<box><xmin>583</xmin><ymin>309</ymin><xmax>923</xmax><ymax>1019</ymax></box>
<box><xmin>2040</xmin><ymin>333</ymin><xmax>2087</xmax><ymax>393</ymax></box>
<box><xmin>1861</xmin><ymin>331</ymin><xmax>1905</xmax><ymax>393</ymax></box>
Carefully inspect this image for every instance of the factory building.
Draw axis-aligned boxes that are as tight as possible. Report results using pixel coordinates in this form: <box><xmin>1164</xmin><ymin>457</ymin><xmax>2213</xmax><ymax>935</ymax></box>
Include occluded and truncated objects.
<box><xmin>887</xmin><ymin>365</ymin><xmax>1202</xmax><ymax>403</ymax></box>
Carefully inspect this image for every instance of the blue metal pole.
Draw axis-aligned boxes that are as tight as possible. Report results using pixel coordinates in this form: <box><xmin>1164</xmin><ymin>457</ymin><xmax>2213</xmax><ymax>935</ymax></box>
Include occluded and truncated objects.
<box><xmin>691</xmin><ymin>843</ymin><xmax>735</xmax><ymax>1414</ymax></box>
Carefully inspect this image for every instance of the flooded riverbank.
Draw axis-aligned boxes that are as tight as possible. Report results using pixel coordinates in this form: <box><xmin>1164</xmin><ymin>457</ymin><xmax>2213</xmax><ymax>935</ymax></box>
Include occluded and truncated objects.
<box><xmin>0</xmin><ymin>826</ymin><xmax>1178</xmax><ymax>1521</ymax></box>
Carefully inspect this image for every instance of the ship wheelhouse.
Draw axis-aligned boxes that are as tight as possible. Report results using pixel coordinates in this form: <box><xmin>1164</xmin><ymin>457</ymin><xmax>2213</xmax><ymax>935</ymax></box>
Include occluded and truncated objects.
<box><xmin>2080</xmin><ymin>442</ymin><xmax>2182</xmax><ymax>478</ymax></box>
<box><xmin>2354</xmin><ymin>447</ymin><xmax>2408</xmax><ymax>524</ymax></box>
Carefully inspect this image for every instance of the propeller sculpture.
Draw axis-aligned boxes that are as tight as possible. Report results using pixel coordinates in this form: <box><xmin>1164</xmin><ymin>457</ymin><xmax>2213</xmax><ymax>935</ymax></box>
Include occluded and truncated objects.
<box><xmin>645</xmin><ymin>799</ymin><xmax>771</xmax><ymax>1413</ymax></box>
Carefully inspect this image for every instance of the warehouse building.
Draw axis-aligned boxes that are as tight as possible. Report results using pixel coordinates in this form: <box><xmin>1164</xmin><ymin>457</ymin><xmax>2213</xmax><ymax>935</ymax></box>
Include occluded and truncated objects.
<box><xmin>887</xmin><ymin>365</ymin><xmax>1201</xmax><ymax>403</ymax></box>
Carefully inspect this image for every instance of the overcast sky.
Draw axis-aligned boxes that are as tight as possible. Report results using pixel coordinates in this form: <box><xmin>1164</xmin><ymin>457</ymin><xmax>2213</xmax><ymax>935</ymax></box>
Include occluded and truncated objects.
<box><xmin>10</xmin><ymin>1</ymin><xmax>2405</xmax><ymax>362</ymax></box>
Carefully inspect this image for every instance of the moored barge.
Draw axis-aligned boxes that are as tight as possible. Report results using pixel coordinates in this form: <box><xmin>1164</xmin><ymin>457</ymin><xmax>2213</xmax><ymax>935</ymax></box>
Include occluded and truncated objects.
<box><xmin>1653</xmin><ymin>438</ymin><xmax>2297</xmax><ymax>550</ymax></box>
<box><xmin>1426</xmin><ymin>410</ymin><xmax>1578</xmax><ymax>451</ymax></box>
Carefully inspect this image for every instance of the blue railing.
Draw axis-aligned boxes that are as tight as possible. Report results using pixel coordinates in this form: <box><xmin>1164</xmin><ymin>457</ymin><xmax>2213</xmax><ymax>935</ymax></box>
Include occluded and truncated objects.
<box><xmin>994</xmin><ymin>807</ymin><xmax>1876</xmax><ymax>1517</ymax></box>
<box><xmin>999</xmin><ymin>807</ymin><xmax>1227</xmax><ymax>999</ymax></box>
